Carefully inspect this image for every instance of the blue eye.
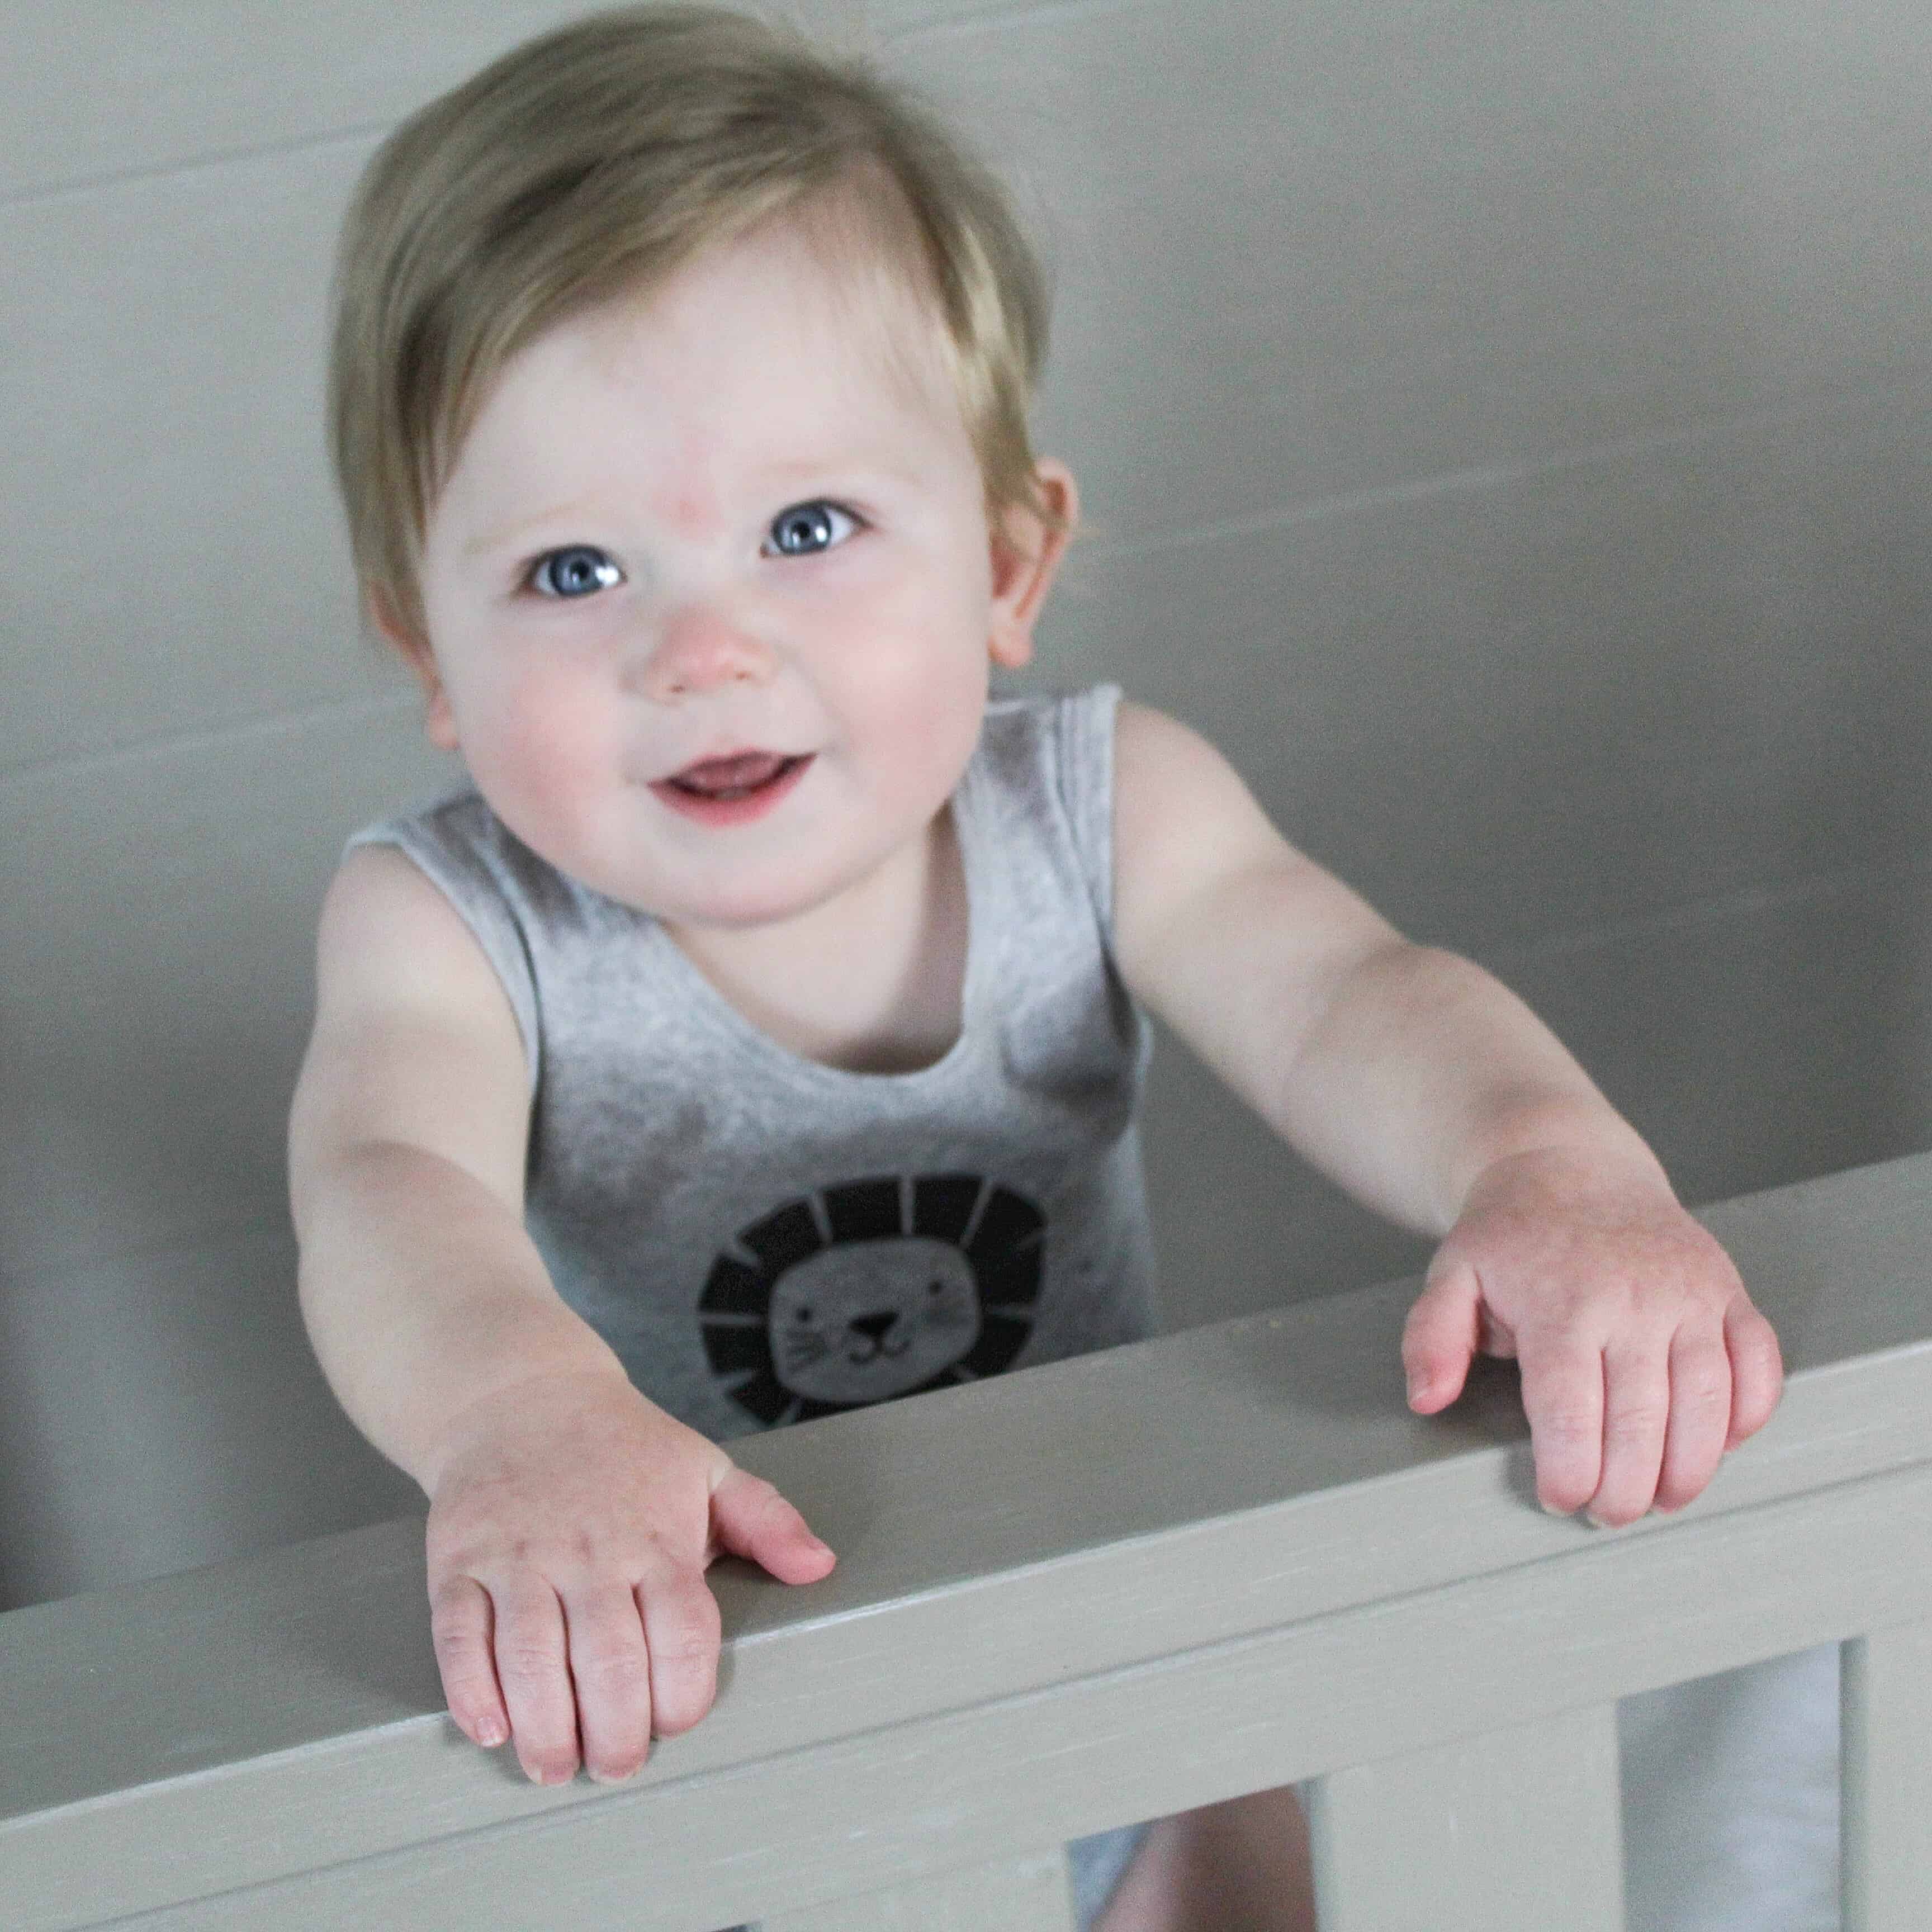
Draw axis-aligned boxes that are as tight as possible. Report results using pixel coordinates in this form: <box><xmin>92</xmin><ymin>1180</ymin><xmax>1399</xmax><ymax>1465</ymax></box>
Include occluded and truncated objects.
<box><xmin>529</xmin><ymin>546</ymin><xmax>622</xmax><ymax>598</ymax></box>
<box><xmin>764</xmin><ymin>501</ymin><xmax>856</xmax><ymax>558</ymax></box>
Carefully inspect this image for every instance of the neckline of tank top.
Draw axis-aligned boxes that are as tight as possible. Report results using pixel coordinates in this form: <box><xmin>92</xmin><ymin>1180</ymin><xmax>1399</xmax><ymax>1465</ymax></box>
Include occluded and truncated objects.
<box><xmin>638</xmin><ymin>763</ymin><xmax>995</xmax><ymax>1091</ymax></box>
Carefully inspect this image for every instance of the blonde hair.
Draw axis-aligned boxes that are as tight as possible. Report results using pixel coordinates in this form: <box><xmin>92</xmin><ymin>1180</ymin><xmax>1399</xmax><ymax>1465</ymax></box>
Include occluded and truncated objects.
<box><xmin>328</xmin><ymin>3</ymin><xmax>1054</xmax><ymax>641</ymax></box>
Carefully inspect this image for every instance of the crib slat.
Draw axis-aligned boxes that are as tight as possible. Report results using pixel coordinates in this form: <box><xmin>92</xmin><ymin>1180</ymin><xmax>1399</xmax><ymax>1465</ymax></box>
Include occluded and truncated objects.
<box><xmin>1306</xmin><ymin>1701</ymin><xmax>1622</xmax><ymax>1932</ymax></box>
<box><xmin>761</xmin><ymin>1848</ymin><xmax>1077</xmax><ymax>1932</ymax></box>
<box><xmin>1841</xmin><ymin>1620</ymin><xmax>1932</xmax><ymax>1929</ymax></box>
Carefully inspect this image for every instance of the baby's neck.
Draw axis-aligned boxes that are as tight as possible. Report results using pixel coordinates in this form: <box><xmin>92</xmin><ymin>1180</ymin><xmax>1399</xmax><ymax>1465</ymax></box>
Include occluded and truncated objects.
<box><xmin>664</xmin><ymin>809</ymin><xmax>969</xmax><ymax>1074</ymax></box>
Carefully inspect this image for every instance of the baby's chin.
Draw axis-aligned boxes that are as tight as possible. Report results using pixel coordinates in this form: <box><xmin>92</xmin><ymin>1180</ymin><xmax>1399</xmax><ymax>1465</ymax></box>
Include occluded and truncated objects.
<box><xmin>644</xmin><ymin>861</ymin><xmax>889</xmax><ymax>936</ymax></box>
<box><xmin>479</xmin><ymin>804</ymin><xmax>829</xmax><ymax>927</ymax></box>
<box><xmin>533</xmin><ymin>830</ymin><xmax>826</xmax><ymax>923</ymax></box>
<box><xmin>655</xmin><ymin>827</ymin><xmax>951</xmax><ymax>944</ymax></box>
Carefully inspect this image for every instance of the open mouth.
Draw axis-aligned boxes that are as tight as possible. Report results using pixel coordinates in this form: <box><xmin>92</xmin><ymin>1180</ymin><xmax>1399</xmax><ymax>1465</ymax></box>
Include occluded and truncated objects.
<box><xmin>651</xmin><ymin>750</ymin><xmax>813</xmax><ymax>825</ymax></box>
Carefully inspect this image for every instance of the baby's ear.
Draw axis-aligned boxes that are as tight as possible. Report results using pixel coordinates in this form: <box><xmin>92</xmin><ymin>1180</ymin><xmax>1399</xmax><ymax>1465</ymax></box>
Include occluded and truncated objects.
<box><xmin>369</xmin><ymin>582</ymin><xmax>460</xmax><ymax>752</ymax></box>
<box><xmin>988</xmin><ymin>460</ymin><xmax>1078</xmax><ymax>670</ymax></box>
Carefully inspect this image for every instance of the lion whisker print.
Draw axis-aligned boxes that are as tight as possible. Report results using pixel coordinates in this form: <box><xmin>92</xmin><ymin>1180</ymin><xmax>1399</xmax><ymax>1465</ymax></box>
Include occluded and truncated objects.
<box><xmin>779</xmin><ymin>1332</ymin><xmax>831</xmax><ymax>1368</ymax></box>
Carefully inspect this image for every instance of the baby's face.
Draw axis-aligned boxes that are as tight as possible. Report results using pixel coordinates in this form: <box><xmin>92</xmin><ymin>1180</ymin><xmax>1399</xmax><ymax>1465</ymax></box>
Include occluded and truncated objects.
<box><xmin>405</xmin><ymin>216</ymin><xmax>1053</xmax><ymax>935</ymax></box>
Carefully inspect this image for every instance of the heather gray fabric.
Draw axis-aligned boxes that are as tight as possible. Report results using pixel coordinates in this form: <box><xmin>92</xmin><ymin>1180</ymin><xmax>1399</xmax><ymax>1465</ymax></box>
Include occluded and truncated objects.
<box><xmin>350</xmin><ymin>686</ymin><xmax>1159</xmax><ymax>1445</ymax></box>
<box><xmin>1068</xmin><ymin>1821</ymin><xmax>1150</xmax><ymax>1925</ymax></box>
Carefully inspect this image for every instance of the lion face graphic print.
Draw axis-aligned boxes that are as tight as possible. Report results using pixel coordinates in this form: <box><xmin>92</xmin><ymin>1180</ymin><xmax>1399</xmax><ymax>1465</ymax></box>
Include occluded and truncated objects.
<box><xmin>698</xmin><ymin>1173</ymin><xmax>1046</xmax><ymax>1427</ymax></box>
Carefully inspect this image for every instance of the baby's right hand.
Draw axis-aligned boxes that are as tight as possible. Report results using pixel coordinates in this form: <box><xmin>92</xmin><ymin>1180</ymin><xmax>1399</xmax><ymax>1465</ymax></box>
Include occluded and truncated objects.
<box><xmin>422</xmin><ymin>1368</ymin><xmax>835</xmax><ymax>1784</ymax></box>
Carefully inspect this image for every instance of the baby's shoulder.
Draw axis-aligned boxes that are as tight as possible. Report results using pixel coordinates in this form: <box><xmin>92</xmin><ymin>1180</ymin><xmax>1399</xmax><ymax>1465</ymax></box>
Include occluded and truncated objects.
<box><xmin>339</xmin><ymin>790</ymin><xmax>570</xmax><ymax>1081</ymax></box>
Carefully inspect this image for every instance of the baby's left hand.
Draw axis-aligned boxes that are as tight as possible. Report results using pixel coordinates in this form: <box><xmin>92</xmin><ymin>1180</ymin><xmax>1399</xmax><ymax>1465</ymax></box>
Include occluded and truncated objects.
<box><xmin>1401</xmin><ymin>1148</ymin><xmax>1783</xmax><ymax>1524</ymax></box>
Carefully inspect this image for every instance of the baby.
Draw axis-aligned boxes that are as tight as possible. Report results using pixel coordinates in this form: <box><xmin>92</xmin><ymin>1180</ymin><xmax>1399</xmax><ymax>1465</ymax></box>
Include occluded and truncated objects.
<box><xmin>289</xmin><ymin>8</ymin><xmax>1783</xmax><ymax>1928</ymax></box>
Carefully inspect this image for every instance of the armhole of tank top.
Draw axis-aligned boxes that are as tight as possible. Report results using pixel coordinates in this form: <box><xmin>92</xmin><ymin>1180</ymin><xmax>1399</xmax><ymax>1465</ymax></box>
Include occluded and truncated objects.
<box><xmin>344</xmin><ymin>825</ymin><xmax>542</xmax><ymax>1095</ymax></box>
<box><xmin>1052</xmin><ymin>684</ymin><xmax>1123</xmax><ymax>942</ymax></box>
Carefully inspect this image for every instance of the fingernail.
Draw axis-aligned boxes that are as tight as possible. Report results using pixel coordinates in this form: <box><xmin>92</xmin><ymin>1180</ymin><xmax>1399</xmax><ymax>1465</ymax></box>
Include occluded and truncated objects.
<box><xmin>475</xmin><ymin>1716</ymin><xmax>506</xmax><ymax>1748</ymax></box>
<box><xmin>1405</xmin><ymin>1376</ymin><xmax>1426</xmax><ymax>1404</ymax></box>
<box><xmin>1540</xmin><ymin>1501</ymin><xmax>1572</xmax><ymax>1518</ymax></box>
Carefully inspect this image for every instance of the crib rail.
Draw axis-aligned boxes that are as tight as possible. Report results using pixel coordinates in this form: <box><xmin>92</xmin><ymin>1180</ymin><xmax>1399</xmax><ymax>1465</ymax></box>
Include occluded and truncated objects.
<box><xmin>6</xmin><ymin>1154</ymin><xmax>1932</xmax><ymax>1930</ymax></box>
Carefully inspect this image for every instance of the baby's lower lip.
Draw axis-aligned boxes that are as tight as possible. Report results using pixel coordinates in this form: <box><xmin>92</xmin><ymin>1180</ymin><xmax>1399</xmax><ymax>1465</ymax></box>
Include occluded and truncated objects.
<box><xmin>650</xmin><ymin>752</ymin><xmax>813</xmax><ymax>827</ymax></box>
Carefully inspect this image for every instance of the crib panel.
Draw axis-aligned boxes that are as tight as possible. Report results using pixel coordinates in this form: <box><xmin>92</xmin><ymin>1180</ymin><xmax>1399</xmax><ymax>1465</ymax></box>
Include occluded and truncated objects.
<box><xmin>22</xmin><ymin>1422</ymin><xmax>1930</xmax><ymax>1930</ymax></box>
<box><xmin>763</xmin><ymin>1849</ymin><xmax>1077</xmax><ymax>1932</ymax></box>
<box><xmin>9</xmin><ymin>1157</ymin><xmax>1932</xmax><ymax>1931</ymax></box>
<box><xmin>1839</xmin><ymin>1617</ymin><xmax>1932</xmax><ymax>1930</ymax></box>
<box><xmin>1306</xmin><ymin>1702</ymin><xmax>1621</xmax><ymax>1932</ymax></box>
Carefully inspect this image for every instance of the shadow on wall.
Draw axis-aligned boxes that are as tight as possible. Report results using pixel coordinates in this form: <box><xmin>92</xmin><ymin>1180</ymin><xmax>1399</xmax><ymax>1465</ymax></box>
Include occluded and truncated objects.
<box><xmin>0</xmin><ymin>1011</ymin><xmax>415</xmax><ymax>1612</ymax></box>
<box><xmin>0</xmin><ymin>1227</ymin><xmax>416</xmax><ymax>1613</ymax></box>
<box><xmin>1500</xmin><ymin>484</ymin><xmax>1932</xmax><ymax>1211</ymax></box>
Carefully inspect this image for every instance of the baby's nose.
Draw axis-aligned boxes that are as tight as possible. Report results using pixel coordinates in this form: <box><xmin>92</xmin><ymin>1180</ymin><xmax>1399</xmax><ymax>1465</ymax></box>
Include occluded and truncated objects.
<box><xmin>632</xmin><ymin>603</ymin><xmax>775</xmax><ymax>700</ymax></box>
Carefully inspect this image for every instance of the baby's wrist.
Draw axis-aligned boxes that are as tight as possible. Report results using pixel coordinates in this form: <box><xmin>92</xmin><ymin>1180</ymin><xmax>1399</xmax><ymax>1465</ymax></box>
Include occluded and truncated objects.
<box><xmin>1457</xmin><ymin>1130</ymin><xmax>1674</xmax><ymax>1224</ymax></box>
<box><xmin>413</xmin><ymin>1357</ymin><xmax>640</xmax><ymax>1494</ymax></box>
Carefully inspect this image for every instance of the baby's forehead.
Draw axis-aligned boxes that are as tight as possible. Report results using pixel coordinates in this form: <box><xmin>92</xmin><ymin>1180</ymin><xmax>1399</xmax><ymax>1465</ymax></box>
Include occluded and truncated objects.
<box><xmin>539</xmin><ymin>209</ymin><xmax>968</xmax><ymax>430</ymax></box>
<box><xmin>438</xmin><ymin>212</ymin><xmax>983</xmax><ymax>532</ymax></box>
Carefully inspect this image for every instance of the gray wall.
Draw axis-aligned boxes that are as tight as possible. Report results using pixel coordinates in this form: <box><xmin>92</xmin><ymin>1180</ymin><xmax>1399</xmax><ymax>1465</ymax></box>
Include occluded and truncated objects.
<box><xmin>3</xmin><ymin>0</ymin><xmax>1928</xmax><ymax>1611</ymax></box>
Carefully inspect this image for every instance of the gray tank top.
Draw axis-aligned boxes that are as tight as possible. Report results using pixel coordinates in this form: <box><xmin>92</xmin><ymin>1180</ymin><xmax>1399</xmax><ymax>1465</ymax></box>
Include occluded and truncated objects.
<box><xmin>351</xmin><ymin>685</ymin><xmax>1157</xmax><ymax>1443</ymax></box>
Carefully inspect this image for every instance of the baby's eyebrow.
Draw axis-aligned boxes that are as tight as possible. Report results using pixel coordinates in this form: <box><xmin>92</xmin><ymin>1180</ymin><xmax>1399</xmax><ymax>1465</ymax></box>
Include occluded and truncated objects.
<box><xmin>754</xmin><ymin>449</ymin><xmax>931</xmax><ymax>494</ymax></box>
<box><xmin>463</xmin><ymin>500</ymin><xmax>599</xmax><ymax>559</ymax></box>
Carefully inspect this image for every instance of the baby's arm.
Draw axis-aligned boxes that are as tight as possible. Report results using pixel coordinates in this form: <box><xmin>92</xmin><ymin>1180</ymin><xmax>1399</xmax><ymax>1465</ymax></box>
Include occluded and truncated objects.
<box><xmin>288</xmin><ymin>847</ymin><xmax>834</xmax><ymax>1782</ymax></box>
<box><xmin>1111</xmin><ymin>703</ymin><xmax>1781</xmax><ymax>1524</ymax></box>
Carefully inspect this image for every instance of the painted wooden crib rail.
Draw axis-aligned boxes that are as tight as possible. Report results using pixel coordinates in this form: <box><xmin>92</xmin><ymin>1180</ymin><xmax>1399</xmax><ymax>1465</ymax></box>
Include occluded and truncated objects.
<box><xmin>6</xmin><ymin>1153</ymin><xmax>1932</xmax><ymax>1931</ymax></box>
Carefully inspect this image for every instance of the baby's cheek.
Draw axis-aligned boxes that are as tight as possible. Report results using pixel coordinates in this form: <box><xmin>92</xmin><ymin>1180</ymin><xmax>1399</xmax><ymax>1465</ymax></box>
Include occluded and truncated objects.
<box><xmin>849</xmin><ymin>631</ymin><xmax>987</xmax><ymax>809</ymax></box>
<box><xmin>467</xmin><ymin>673</ymin><xmax>615</xmax><ymax>844</ymax></box>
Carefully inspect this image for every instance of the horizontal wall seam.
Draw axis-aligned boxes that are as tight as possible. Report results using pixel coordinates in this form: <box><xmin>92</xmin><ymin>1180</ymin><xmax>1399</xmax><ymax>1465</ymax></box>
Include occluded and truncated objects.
<box><xmin>0</xmin><ymin>692</ymin><xmax>419</xmax><ymax>797</ymax></box>
<box><xmin>2</xmin><ymin>0</ymin><xmax>1102</xmax><ymax>207</ymax></box>
<box><xmin>0</xmin><ymin>118</ymin><xmax>394</xmax><ymax>214</ymax></box>
<box><xmin>0</xmin><ymin>1198</ymin><xmax>293</xmax><ymax>1305</ymax></box>
<box><xmin>1486</xmin><ymin>839</ymin><xmax>1932</xmax><ymax>974</ymax></box>
<box><xmin>1075</xmin><ymin>376</ymin><xmax>1932</xmax><ymax>566</ymax></box>
<box><xmin>900</xmin><ymin>0</ymin><xmax>1154</xmax><ymax>47</ymax></box>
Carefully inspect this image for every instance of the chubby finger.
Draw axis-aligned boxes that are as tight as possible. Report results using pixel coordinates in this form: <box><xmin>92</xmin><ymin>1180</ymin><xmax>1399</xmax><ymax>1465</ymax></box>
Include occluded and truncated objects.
<box><xmin>562</xmin><ymin>1581</ymin><xmax>655</xmax><ymax>1783</ymax></box>
<box><xmin>1590</xmin><ymin>1337</ymin><xmax>1670</xmax><ymax>1526</ymax></box>
<box><xmin>1654</xmin><ymin>1325</ymin><xmax>1734</xmax><ymax>1512</ymax></box>
<box><xmin>429</xmin><ymin>1573</ymin><xmax>509</xmax><ymax>1749</ymax></box>
<box><xmin>709</xmin><ymin>1467</ymin><xmax>836</xmax><ymax>1583</ymax></box>
<box><xmin>1516</xmin><ymin>1336</ymin><xmax>1605</xmax><ymax>1516</ymax></box>
<box><xmin>637</xmin><ymin>1557</ymin><xmax>723</xmax><ymax>1739</ymax></box>
<box><xmin>490</xmin><ymin>1578</ymin><xmax>579</xmax><ymax>1784</ymax></box>
<box><xmin>1724</xmin><ymin>1298</ymin><xmax>1784</xmax><ymax>1446</ymax></box>
<box><xmin>1401</xmin><ymin>1262</ymin><xmax>1482</xmax><ymax>1414</ymax></box>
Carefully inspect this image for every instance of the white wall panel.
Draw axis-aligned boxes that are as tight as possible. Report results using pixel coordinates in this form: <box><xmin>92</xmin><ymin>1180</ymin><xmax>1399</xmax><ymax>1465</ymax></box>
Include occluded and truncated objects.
<box><xmin>2</xmin><ymin>1</ymin><xmax>570</xmax><ymax>202</ymax></box>
<box><xmin>1146</xmin><ymin>841</ymin><xmax>1932</xmax><ymax>1330</ymax></box>
<box><xmin>0</xmin><ymin>699</ymin><xmax>453</xmax><ymax>1285</ymax></box>
<box><xmin>916</xmin><ymin>0</ymin><xmax>1932</xmax><ymax>546</ymax></box>
<box><xmin>0</xmin><ymin>1215</ymin><xmax>415</xmax><ymax>1607</ymax></box>
<box><xmin>0</xmin><ymin>139</ymin><xmax>381</xmax><ymax>775</ymax></box>
<box><xmin>0</xmin><ymin>1</ymin><xmax>1034</xmax><ymax>203</ymax></box>
<box><xmin>1033</xmin><ymin>387</ymin><xmax>1932</xmax><ymax>950</ymax></box>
